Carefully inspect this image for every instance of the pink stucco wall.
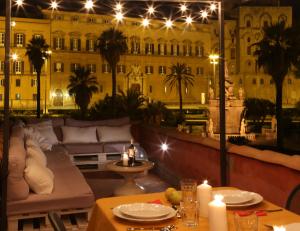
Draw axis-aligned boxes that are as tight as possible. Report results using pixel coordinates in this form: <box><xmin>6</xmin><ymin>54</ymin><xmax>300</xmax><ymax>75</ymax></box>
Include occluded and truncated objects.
<box><xmin>138</xmin><ymin>125</ymin><xmax>300</xmax><ymax>207</ymax></box>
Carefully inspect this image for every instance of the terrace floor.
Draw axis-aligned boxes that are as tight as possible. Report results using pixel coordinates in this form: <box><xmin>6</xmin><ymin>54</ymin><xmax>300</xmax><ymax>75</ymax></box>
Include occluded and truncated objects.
<box><xmin>83</xmin><ymin>170</ymin><xmax>170</xmax><ymax>199</ymax></box>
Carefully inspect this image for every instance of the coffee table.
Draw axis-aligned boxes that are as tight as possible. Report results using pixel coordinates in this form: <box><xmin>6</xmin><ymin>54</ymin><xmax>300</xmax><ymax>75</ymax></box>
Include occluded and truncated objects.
<box><xmin>106</xmin><ymin>160</ymin><xmax>154</xmax><ymax>196</ymax></box>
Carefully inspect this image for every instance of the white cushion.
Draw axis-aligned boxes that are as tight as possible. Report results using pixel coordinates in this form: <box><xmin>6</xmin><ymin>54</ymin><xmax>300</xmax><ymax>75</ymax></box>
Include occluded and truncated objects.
<box><xmin>28</xmin><ymin>121</ymin><xmax>58</xmax><ymax>145</ymax></box>
<box><xmin>24</xmin><ymin>127</ymin><xmax>52</xmax><ymax>151</ymax></box>
<box><xmin>24</xmin><ymin>157</ymin><xmax>54</xmax><ymax>194</ymax></box>
<box><xmin>26</xmin><ymin>138</ymin><xmax>47</xmax><ymax>166</ymax></box>
<box><xmin>61</xmin><ymin>126</ymin><xmax>98</xmax><ymax>144</ymax></box>
<box><xmin>97</xmin><ymin>124</ymin><xmax>132</xmax><ymax>142</ymax></box>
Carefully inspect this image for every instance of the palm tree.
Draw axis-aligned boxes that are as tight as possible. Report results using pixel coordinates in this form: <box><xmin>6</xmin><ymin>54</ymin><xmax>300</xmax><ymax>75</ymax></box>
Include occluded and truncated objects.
<box><xmin>97</xmin><ymin>28</ymin><xmax>127</xmax><ymax>101</ymax></box>
<box><xmin>68</xmin><ymin>66</ymin><xmax>99</xmax><ymax>118</ymax></box>
<box><xmin>252</xmin><ymin>21</ymin><xmax>300</xmax><ymax>149</ymax></box>
<box><xmin>26</xmin><ymin>36</ymin><xmax>50</xmax><ymax>118</ymax></box>
<box><xmin>164</xmin><ymin>63</ymin><xmax>194</xmax><ymax>115</ymax></box>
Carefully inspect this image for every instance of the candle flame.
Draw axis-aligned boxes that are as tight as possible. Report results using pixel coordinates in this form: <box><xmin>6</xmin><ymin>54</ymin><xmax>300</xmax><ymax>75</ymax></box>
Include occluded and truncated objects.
<box><xmin>214</xmin><ymin>194</ymin><xmax>224</xmax><ymax>202</ymax></box>
<box><xmin>203</xmin><ymin>180</ymin><xmax>208</xmax><ymax>184</ymax></box>
<box><xmin>273</xmin><ymin>226</ymin><xmax>286</xmax><ymax>231</ymax></box>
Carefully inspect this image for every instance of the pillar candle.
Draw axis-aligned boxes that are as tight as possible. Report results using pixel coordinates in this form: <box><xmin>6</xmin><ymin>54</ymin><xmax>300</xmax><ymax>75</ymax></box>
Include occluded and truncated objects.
<box><xmin>208</xmin><ymin>195</ymin><xmax>228</xmax><ymax>231</ymax></box>
<box><xmin>197</xmin><ymin>180</ymin><xmax>212</xmax><ymax>217</ymax></box>
<box><xmin>273</xmin><ymin>226</ymin><xmax>286</xmax><ymax>231</ymax></box>
<box><xmin>122</xmin><ymin>153</ymin><xmax>128</xmax><ymax>166</ymax></box>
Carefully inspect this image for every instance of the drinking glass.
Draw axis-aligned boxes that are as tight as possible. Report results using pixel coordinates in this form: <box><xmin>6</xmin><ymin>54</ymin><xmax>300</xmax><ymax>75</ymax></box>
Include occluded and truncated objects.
<box><xmin>180</xmin><ymin>200</ymin><xmax>199</xmax><ymax>227</ymax></box>
<box><xmin>180</xmin><ymin>178</ymin><xmax>197</xmax><ymax>202</ymax></box>
<box><xmin>234</xmin><ymin>212</ymin><xmax>258</xmax><ymax>231</ymax></box>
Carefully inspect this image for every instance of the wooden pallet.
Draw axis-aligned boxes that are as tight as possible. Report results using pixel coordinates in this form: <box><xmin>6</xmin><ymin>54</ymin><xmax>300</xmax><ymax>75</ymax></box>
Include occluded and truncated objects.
<box><xmin>8</xmin><ymin>208</ymin><xmax>91</xmax><ymax>231</ymax></box>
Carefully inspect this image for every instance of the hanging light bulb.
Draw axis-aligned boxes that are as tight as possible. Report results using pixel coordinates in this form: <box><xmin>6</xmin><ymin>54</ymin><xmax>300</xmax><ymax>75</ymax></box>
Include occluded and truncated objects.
<box><xmin>142</xmin><ymin>18</ymin><xmax>150</xmax><ymax>27</ymax></box>
<box><xmin>180</xmin><ymin>4</ymin><xmax>187</xmax><ymax>13</ymax></box>
<box><xmin>15</xmin><ymin>0</ymin><xmax>24</xmax><ymax>7</ymax></box>
<box><xmin>185</xmin><ymin>16</ymin><xmax>193</xmax><ymax>25</ymax></box>
<box><xmin>115</xmin><ymin>2</ymin><xmax>123</xmax><ymax>11</ymax></box>
<box><xmin>50</xmin><ymin>1</ymin><xmax>58</xmax><ymax>10</ymax></box>
<box><xmin>12</xmin><ymin>53</ymin><xmax>18</xmax><ymax>61</ymax></box>
<box><xmin>85</xmin><ymin>0</ymin><xmax>94</xmax><ymax>10</ymax></box>
<box><xmin>210</xmin><ymin>3</ymin><xmax>217</xmax><ymax>12</ymax></box>
<box><xmin>200</xmin><ymin>10</ymin><xmax>209</xmax><ymax>19</ymax></box>
<box><xmin>115</xmin><ymin>11</ymin><xmax>124</xmax><ymax>22</ymax></box>
<box><xmin>165</xmin><ymin>19</ymin><xmax>173</xmax><ymax>29</ymax></box>
<box><xmin>147</xmin><ymin>5</ymin><xmax>155</xmax><ymax>15</ymax></box>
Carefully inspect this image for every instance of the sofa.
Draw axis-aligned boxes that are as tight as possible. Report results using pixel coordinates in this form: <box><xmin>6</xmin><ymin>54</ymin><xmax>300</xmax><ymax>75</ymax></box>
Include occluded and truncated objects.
<box><xmin>7</xmin><ymin>116</ymin><xmax>143</xmax><ymax>230</ymax></box>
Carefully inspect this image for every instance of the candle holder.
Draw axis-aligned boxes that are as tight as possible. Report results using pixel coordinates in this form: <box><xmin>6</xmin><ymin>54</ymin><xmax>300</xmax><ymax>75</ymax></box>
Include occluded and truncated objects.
<box><xmin>116</xmin><ymin>160</ymin><xmax>142</xmax><ymax>167</ymax></box>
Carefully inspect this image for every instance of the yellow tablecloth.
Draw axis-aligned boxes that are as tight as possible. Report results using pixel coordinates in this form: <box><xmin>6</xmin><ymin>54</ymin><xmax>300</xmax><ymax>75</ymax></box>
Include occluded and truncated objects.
<box><xmin>87</xmin><ymin>190</ymin><xmax>300</xmax><ymax>231</ymax></box>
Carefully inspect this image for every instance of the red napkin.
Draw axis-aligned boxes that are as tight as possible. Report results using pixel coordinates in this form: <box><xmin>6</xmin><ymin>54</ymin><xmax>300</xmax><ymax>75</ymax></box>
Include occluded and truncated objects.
<box><xmin>147</xmin><ymin>199</ymin><xmax>163</xmax><ymax>204</ymax></box>
<box><xmin>234</xmin><ymin>210</ymin><xmax>267</xmax><ymax>217</ymax></box>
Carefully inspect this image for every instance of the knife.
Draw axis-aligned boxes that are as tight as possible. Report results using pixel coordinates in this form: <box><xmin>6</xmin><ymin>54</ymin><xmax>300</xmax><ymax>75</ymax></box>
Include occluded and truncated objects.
<box><xmin>127</xmin><ymin>227</ymin><xmax>164</xmax><ymax>231</ymax></box>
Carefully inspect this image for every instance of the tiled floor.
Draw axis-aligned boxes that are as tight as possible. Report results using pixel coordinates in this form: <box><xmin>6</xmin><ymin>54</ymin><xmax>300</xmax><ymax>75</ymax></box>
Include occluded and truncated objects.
<box><xmin>83</xmin><ymin>170</ymin><xmax>170</xmax><ymax>199</ymax></box>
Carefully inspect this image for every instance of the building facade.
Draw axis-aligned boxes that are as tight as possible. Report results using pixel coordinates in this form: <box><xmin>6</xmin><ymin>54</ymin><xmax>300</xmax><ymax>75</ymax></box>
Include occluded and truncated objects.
<box><xmin>0</xmin><ymin>5</ymin><xmax>296</xmax><ymax>111</ymax></box>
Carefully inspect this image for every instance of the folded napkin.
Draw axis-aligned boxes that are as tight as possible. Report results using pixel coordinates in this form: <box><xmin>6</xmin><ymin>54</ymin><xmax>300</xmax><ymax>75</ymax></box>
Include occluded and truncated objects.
<box><xmin>234</xmin><ymin>210</ymin><xmax>267</xmax><ymax>217</ymax></box>
<box><xmin>147</xmin><ymin>199</ymin><xmax>163</xmax><ymax>204</ymax></box>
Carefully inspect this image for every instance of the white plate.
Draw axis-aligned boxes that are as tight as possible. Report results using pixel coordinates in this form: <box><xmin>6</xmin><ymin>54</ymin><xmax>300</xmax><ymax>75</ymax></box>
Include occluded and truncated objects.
<box><xmin>119</xmin><ymin>203</ymin><xmax>171</xmax><ymax>219</ymax></box>
<box><xmin>213</xmin><ymin>190</ymin><xmax>263</xmax><ymax>208</ymax></box>
<box><xmin>113</xmin><ymin>205</ymin><xmax>176</xmax><ymax>222</ymax></box>
<box><xmin>286</xmin><ymin>223</ymin><xmax>300</xmax><ymax>231</ymax></box>
<box><xmin>213</xmin><ymin>190</ymin><xmax>253</xmax><ymax>205</ymax></box>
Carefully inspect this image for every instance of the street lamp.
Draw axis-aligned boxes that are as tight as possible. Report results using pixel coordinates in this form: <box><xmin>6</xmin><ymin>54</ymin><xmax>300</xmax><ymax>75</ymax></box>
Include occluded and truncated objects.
<box><xmin>209</xmin><ymin>53</ymin><xmax>219</xmax><ymax>96</ymax></box>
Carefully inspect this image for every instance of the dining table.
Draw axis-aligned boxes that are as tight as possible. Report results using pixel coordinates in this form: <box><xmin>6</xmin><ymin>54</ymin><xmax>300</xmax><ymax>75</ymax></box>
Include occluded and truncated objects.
<box><xmin>86</xmin><ymin>188</ymin><xmax>300</xmax><ymax>231</ymax></box>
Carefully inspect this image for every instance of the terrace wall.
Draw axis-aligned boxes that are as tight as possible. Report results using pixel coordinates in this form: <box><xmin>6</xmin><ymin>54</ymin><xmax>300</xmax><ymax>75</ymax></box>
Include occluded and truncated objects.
<box><xmin>138</xmin><ymin>125</ymin><xmax>300</xmax><ymax>207</ymax></box>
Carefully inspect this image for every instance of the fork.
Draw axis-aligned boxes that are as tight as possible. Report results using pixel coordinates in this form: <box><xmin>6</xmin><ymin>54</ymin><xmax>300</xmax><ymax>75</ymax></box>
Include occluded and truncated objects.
<box><xmin>127</xmin><ymin>225</ymin><xmax>176</xmax><ymax>231</ymax></box>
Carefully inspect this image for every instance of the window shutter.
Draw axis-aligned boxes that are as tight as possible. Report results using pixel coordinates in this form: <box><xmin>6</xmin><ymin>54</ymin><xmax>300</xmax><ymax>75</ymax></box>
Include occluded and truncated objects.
<box><xmin>151</xmin><ymin>44</ymin><xmax>154</xmax><ymax>54</ymax></box>
<box><xmin>158</xmin><ymin>44</ymin><xmax>161</xmax><ymax>55</ymax></box>
<box><xmin>123</xmin><ymin>65</ymin><xmax>126</xmax><ymax>73</ymax></box>
<box><xmin>78</xmin><ymin>39</ymin><xmax>81</xmax><ymax>51</ymax></box>
<box><xmin>54</xmin><ymin>62</ymin><xmax>57</xmax><ymax>72</ymax></box>
<box><xmin>53</xmin><ymin>38</ymin><xmax>57</xmax><ymax>49</ymax></box>
<box><xmin>13</xmin><ymin>62</ymin><xmax>16</xmax><ymax>74</ymax></box>
<box><xmin>23</xmin><ymin>34</ymin><xmax>26</xmax><ymax>47</ymax></box>
<box><xmin>21</xmin><ymin>61</ymin><xmax>24</xmax><ymax>74</ymax></box>
<box><xmin>62</xmin><ymin>38</ymin><xmax>65</xmax><ymax>50</ymax></box>
<box><xmin>93</xmin><ymin>64</ymin><xmax>96</xmax><ymax>73</ymax></box>
<box><xmin>86</xmin><ymin>40</ymin><xmax>89</xmax><ymax>51</ymax></box>
<box><xmin>150</xmin><ymin>66</ymin><xmax>153</xmax><ymax>73</ymax></box>
<box><xmin>14</xmin><ymin>34</ymin><xmax>17</xmax><ymax>47</ymax></box>
<box><xmin>30</xmin><ymin>64</ymin><xmax>33</xmax><ymax>74</ymax></box>
<box><xmin>164</xmin><ymin>44</ymin><xmax>167</xmax><ymax>55</ymax></box>
<box><xmin>70</xmin><ymin>39</ymin><xmax>73</xmax><ymax>51</ymax></box>
<box><xmin>61</xmin><ymin>63</ymin><xmax>64</xmax><ymax>72</ymax></box>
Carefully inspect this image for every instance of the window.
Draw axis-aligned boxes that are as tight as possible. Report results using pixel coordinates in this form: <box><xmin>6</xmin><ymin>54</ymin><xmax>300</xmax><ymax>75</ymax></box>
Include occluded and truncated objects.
<box><xmin>99</xmin><ymin>85</ymin><xmax>103</xmax><ymax>93</ymax></box>
<box><xmin>239</xmin><ymin>79</ymin><xmax>243</xmax><ymax>85</ymax></box>
<box><xmin>71</xmin><ymin>16</ymin><xmax>79</xmax><ymax>22</ymax></box>
<box><xmin>196</xmin><ymin>45</ymin><xmax>204</xmax><ymax>57</ymax></box>
<box><xmin>87</xmin><ymin>17</ymin><xmax>96</xmax><ymax>23</ymax></box>
<box><xmin>0</xmin><ymin>32</ymin><xmax>5</xmax><ymax>47</ymax></box>
<box><xmin>183</xmin><ymin>42</ymin><xmax>192</xmax><ymax>56</ymax></box>
<box><xmin>54</xmin><ymin>62</ymin><xmax>64</xmax><ymax>72</ymax></box>
<box><xmin>102</xmin><ymin>63</ymin><xmax>111</xmax><ymax>73</ymax></box>
<box><xmin>103</xmin><ymin>19</ymin><xmax>110</xmax><ymax>24</ymax></box>
<box><xmin>31</xmin><ymin>64</ymin><xmax>37</xmax><ymax>74</ymax></box>
<box><xmin>270</xmin><ymin>79</ymin><xmax>274</xmax><ymax>84</ymax></box>
<box><xmin>70</xmin><ymin>63</ymin><xmax>80</xmax><ymax>72</ymax></box>
<box><xmin>0</xmin><ymin>61</ymin><xmax>4</xmax><ymax>73</ymax></box>
<box><xmin>54</xmin><ymin>15</ymin><xmax>63</xmax><ymax>20</ymax></box>
<box><xmin>145</xmin><ymin>65</ymin><xmax>153</xmax><ymax>74</ymax></box>
<box><xmin>196</xmin><ymin>67</ymin><xmax>204</xmax><ymax>76</ymax></box>
<box><xmin>260</xmin><ymin>78</ymin><xmax>264</xmax><ymax>85</ymax></box>
<box><xmin>131</xmin><ymin>39</ymin><xmax>140</xmax><ymax>54</ymax></box>
<box><xmin>185</xmin><ymin>87</ymin><xmax>189</xmax><ymax>95</ymax></box>
<box><xmin>131</xmin><ymin>22</ymin><xmax>139</xmax><ymax>26</ymax></box>
<box><xmin>149</xmin><ymin>85</ymin><xmax>152</xmax><ymax>93</ymax></box>
<box><xmin>171</xmin><ymin>44</ymin><xmax>180</xmax><ymax>56</ymax></box>
<box><xmin>86</xmin><ymin>39</ymin><xmax>95</xmax><ymax>52</ymax></box>
<box><xmin>186</xmin><ymin>67</ymin><xmax>192</xmax><ymax>75</ymax></box>
<box><xmin>145</xmin><ymin>43</ymin><xmax>154</xmax><ymax>55</ymax></box>
<box><xmin>0</xmin><ymin>79</ymin><xmax>3</xmax><ymax>86</ymax></box>
<box><xmin>15</xmin><ymin>93</ymin><xmax>21</xmax><ymax>100</ymax></box>
<box><xmin>246</xmin><ymin>20</ymin><xmax>251</xmax><ymax>28</ymax></box>
<box><xmin>117</xmin><ymin>65</ymin><xmax>126</xmax><ymax>74</ymax></box>
<box><xmin>158</xmin><ymin>43</ymin><xmax>167</xmax><ymax>55</ymax></box>
<box><xmin>54</xmin><ymin>37</ymin><xmax>64</xmax><ymax>50</ymax></box>
<box><xmin>31</xmin><ymin>79</ymin><xmax>37</xmax><ymax>87</ymax></box>
<box><xmin>158</xmin><ymin>66</ymin><xmax>166</xmax><ymax>75</ymax></box>
<box><xmin>15</xmin><ymin>33</ymin><xmax>24</xmax><ymax>47</ymax></box>
<box><xmin>70</xmin><ymin>38</ymin><xmax>81</xmax><ymax>51</ymax></box>
<box><xmin>87</xmin><ymin>64</ymin><xmax>96</xmax><ymax>73</ymax></box>
<box><xmin>230</xmin><ymin>48</ymin><xmax>236</xmax><ymax>59</ymax></box>
<box><xmin>252</xmin><ymin>78</ymin><xmax>257</xmax><ymax>85</ymax></box>
<box><xmin>247</xmin><ymin>46</ymin><xmax>251</xmax><ymax>55</ymax></box>
<box><xmin>33</xmin><ymin>94</ymin><xmax>37</xmax><ymax>100</ymax></box>
<box><xmin>34</xmin><ymin>34</ymin><xmax>42</xmax><ymax>39</ymax></box>
<box><xmin>0</xmin><ymin>94</ymin><xmax>2</xmax><ymax>101</ymax></box>
<box><xmin>16</xmin><ymin>79</ymin><xmax>21</xmax><ymax>87</ymax></box>
<box><xmin>263</xmin><ymin>20</ymin><xmax>269</xmax><ymax>28</ymax></box>
<box><xmin>14</xmin><ymin>61</ymin><xmax>23</xmax><ymax>74</ymax></box>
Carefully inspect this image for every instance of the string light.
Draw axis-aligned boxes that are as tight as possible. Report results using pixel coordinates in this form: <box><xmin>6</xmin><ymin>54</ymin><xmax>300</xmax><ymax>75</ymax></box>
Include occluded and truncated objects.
<box><xmin>185</xmin><ymin>16</ymin><xmax>193</xmax><ymax>25</ymax></box>
<box><xmin>142</xmin><ymin>18</ymin><xmax>150</xmax><ymax>27</ymax></box>
<box><xmin>210</xmin><ymin>3</ymin><xmax>217</xmax><ymax>12</ymax></box>
<box><xmin>180</xmin><ymin>4</ymin><xmax>187</xmax><ymax>13</ymax></box>
<box><xmin>200</xmin><ymin>10</ymin><xmax>208</xmax><ymax>19</ymax></box>
<box><xmin>15</xmin><ymin>0</ymin><xmax>24</xmax><ymax>6</ymax></box>
<box><xmin>115</xmin><ymin>11</ymin><xmax>124</xmax><ymax>22</ymax></box>
<box><xmin>50</xmin><ymin>1</ymin><xmax>58</xmax><ymax>10</ymax></box>
<box><xmin>84</xmin><ymin>0</ymin><xmax>94</xmax><ymax>10</ymax></box>
<box><xmin>11</xmin><ymin>21</ymin><xmax>16</xmax><ymax>27</ymax></box>
<box><xmin>115</xmin><ymin>2</ymin><xmax>123</xmax><ymax>11</ymax></box>
<box><xmin>165</xmin><ymin>19</ymin><xmax>173</xmax><ymax>29</ymax></box>
<box><xmin>161</xmin><ymin>143</ymin><xmax>169</xmax><ymax>152</ymax></box>
<box><xmin>12</xmin><ymin>53</ymin><xmax>18</xmax><ymax>61</ymax></box>
<box><xmin>147</xmin><ymin>5</ymin><xmax>155</xmax><ymax>15</ymax></box>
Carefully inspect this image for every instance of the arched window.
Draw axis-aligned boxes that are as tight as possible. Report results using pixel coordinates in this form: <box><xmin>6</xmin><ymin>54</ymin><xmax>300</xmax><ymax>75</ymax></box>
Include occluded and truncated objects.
<box><xmin>158</xmin><ymin>38</ymin><xmax>167</xmax><ymax>55</ymax></box>
<box><xmin>170</xmin><ymin>39</ymin><xmax>179</xmax><ymax>56</ymax></box>
<box><xmin>195</xmin><ymin>41</ymin><xmax>204</xmax><ymax>57</ymax></box>
<box><xmin>183</xmin><ymin>40</ymin><xmax>192</xmax><ymax>56</ymax></box>
<box><xmin>278</xmin><ymin>14</ymin><xmax>287</xmax><ymax>23</ymax></box>
<box><xmin>144</xmin><ymin>37</ymin><xmax>154</xmax><ymax>55</ymax></box>
<box><xmin>260</xmin><ymin>13</ymin><xmax>272</xmax><ymax>28</ymax></box>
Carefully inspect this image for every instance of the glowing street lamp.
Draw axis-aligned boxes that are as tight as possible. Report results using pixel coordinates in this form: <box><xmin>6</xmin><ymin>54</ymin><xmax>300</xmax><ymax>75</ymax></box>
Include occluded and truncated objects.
<box><xmin>11</xmin><ymin>21</ymin><xmax>16</xmax><ymax>27</ymax></box>
<box><xmin>84</xmin><ymin>0</ymin><xmax>94</xmax><ymax>10</ymax></box>
<box><xmin>180</xmin><ymin>4</ymin><xmax>187</xmax><ymax>13</ymax></box>
<box><xmin>210</xmin><ymin>3</ymin><xmax>217</xmax><ymax>12</ymax></box>
<box><xmin>165</xmin><ymin>19</ymin><xmax>173</xmax><ymax>29</ymax></box>
<box><xmin>11</xmin><ymin>53</ymin><xmax>18</xmax><ymax>61</ymax></box>
<box><xmin>161</xmin><ymin>143</ymin><xmax>169</xmax><ymax>152</ymax></box>
<box><xmin>185</xmin><ymin>16</ymin><xmax>193</xmax><ymax>25</ymax></box>
<box><xmin>15</xmin><ymin>0</ymin><xmax>23</xmax><ymax>7</ymax></box>
<box><xmin>147</xmin><ymin>5</ymin><xmax>155</xmax><ymax>15</ymax></box>
<box><xmin>115</xmin><ymin>2</ymin><xmax>123</xmax><ymax>11</ymax></box>
<box><xmin>209</xmin><ymin>53</ymin><xmax>219</xmax><ymax>96</ymax></box>
<box><xmin>142</xmin><ymin>18</ymin><xmax>150</xmax><ymax>27</ymax></box>
<box><xmin>200</xmin><ymin>9</ymin><xmax>208</xmax><ymax>19</ymax></box>
<box><xmin>50</xmin><ymin>1</ymin><xmax>58</xmax><ymax>10</ymax></box>
<box><xmin>115</xmin><ymin>11</ymin><xmax>124</xmax><ymax>22</ymax></box>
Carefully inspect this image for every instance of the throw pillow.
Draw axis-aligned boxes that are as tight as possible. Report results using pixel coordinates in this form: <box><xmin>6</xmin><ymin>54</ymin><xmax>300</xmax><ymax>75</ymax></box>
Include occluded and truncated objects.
<box><xmin>28</xmin><ymin>120</ymin><xmax>59</xmax><ymax>145</ymax></box>
<box><xmin>26</xmin><ymin>138</ymin><xmax>47</xmax><ymax>166</ymax></box>
<box><xmin>97</xmin><ymin>124</ymin><xmax>132</xmax><ymax>142</ymax></box>
<box><xmin>24</xmin><ymin>157</ymin><xmax>54</xmax><ymax>194</ymax></box>
<box><xmin>24</xmin><ymin>127</ymin><xmax>52</xmax><ymax>151</ymax></box>
<box><xmin>61</xmin><ymin>126</ymin><xmax>98</xmax><ymax>143</ymax></box>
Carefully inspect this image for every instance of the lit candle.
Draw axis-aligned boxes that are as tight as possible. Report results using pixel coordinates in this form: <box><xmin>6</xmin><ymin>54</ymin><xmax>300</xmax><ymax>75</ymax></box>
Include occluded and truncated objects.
<box><xmin>208</xmin><ymin>195</ymin><xmax>228</xmax><ymax>231</ymax></box>
<box><xmin>197</xmin><ymin>180</ymin><xmax>212</xmax><ymax>217</ymax></box>
<box><xmin>122</xmin><ymin>153</ymin><xmax>128</xmax><ymax>166</ymax></box>
<box><xmin>273</xmin><ymin>226</ymin><xmax>286</xmax><ymax>231</ymax></box>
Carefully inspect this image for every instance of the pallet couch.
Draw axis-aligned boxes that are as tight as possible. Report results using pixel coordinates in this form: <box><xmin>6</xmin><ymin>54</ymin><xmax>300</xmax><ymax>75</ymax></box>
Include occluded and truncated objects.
<box><xmin>7</xmin><ymin>117</ymin><xmax>138</xmax><ymax>230</ymax></box>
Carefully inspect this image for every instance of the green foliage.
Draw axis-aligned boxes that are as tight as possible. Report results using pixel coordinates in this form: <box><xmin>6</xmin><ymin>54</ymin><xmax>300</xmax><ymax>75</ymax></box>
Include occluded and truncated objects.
<box><xmin>68</xmin><ymin>66</ymin><xmax>99</xmax><ymax>118</ymax></box>
<box><xmin>242</xmin><ymin>98</ymin><xmax>275</xmax><ymax>132</ymax></box>
<box><xmin>119</xmin><ymin>89</ymin><xmax>145</xmax><ymax>120</ymax></box>
<box><xmin>26</xmin><ymin>36</ymin><xmax>50</xmax><ymax>118</ymax></box>
<box><xmin>144</xmin><ymin>101</ymin><xmax>168</xmax><ymax>125</ymax></box>
<box><xmin>164</xmin><ymin>63</ymin><xmax>194</xmax><ymax>115</ymax></box>
<box><xmin>227</xmin><ymin>136</ymin><xmax>250</xmax><ymax>146</ymax></box>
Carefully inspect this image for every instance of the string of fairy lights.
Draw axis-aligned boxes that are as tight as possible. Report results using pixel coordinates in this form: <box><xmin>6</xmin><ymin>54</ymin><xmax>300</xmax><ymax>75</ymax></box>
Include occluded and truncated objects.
<box><xmin>12</xmin><ymin>0</ymin><xmax>218</xmax><ymax>29</ymax></box>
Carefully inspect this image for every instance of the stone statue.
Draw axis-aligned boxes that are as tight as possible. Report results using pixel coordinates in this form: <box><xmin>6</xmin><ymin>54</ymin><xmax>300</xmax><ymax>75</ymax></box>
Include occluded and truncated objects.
<box><xmin>238</xmin><ymin>87</ymin><xmax>245</xmax><ymax>100</ymax></box>
<box><xmin>127</xmin><ymin>64</ymin><xmax>142</xmax><ymax>81</ymax></box>
<box><xmin>240</xmin><ymin>118</ymin><xmax>246</xmax><ymax>135</ymax></box>
<box><xmin>225</xmin><ymin>62</ymin><xmax>234</xmax><ymax>99</ymax></box>
<box><xmin>209</xmin><ymin>87</ymin><xmax>214</xmax><ymax>100</ymax></box>
<box><xmin>207</xmin><ymin>118</ymin><xmax>214</xmax><ymax>137</ymax></box>
<box><xmin>271</xmin><ymin>115</ymin><xmax>277</xmax><ymax>132</ymax></box>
